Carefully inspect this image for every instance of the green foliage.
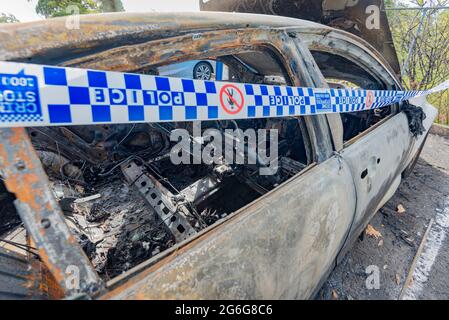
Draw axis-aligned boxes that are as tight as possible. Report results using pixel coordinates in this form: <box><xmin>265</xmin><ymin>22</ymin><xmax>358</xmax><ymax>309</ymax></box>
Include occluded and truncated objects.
<box><xmin>387</xmin><ymin>0</ymin><xmax>449</xmax><ymax>124</ymax></box>
<box><xmin>0</xmin><ymin>13</ymin><xmax>19</xmax><ymax>23</ymax></box>
<box><xmin>32</xmin><ymin>0</ymin><xmax>124</xmax><ymax>17</ymax></box>
<box><xmin>33</xmin><ymin>0</ymin><xmax>100</xmax><ymax>18</ymax></box>
<box><xmin>99</xmin><ymin>0</ymin><xmax>124</xmax><ymax>12</ymax></box>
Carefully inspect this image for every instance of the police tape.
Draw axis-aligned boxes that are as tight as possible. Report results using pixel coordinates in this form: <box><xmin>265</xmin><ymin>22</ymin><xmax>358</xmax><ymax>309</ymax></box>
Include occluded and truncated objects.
<box><xmin>0</xmin><ymin>61</ymin><xmax>448</xmax><ymax>128</ymax></box>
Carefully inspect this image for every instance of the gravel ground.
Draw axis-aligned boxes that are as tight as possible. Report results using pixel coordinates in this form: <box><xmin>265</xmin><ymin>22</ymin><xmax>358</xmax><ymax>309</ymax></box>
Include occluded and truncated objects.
<box><xmin>317</xmin><ymin>133</ymin><xmax>449</xmax><ymax>300</ymax></box>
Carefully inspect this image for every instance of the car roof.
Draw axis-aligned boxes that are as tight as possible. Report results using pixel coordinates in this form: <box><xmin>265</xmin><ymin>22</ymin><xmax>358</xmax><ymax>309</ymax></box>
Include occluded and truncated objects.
<box><xmin>0</xmin><ymin>11</ymin><xmax>331</xmax><ymax>63</ymax></box>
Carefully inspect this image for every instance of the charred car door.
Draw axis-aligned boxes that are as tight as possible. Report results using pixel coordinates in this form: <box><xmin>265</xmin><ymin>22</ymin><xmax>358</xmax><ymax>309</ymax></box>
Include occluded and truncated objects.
<box><xmin>298</xmin><ymin>27</ymin><xmax>436</xmax><ymax>260</ymax></box>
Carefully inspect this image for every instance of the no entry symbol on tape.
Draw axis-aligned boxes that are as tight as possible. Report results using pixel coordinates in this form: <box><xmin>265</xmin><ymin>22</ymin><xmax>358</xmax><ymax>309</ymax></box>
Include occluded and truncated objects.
<box><xmin>366</xmin><ymin>90</ymin><xmax>375</xmax><ymax>109</ymax></box>
<box><xmin>220</xmin><ymin>84</ymin><xmax>244</xmax><ymax>114</ymax></box>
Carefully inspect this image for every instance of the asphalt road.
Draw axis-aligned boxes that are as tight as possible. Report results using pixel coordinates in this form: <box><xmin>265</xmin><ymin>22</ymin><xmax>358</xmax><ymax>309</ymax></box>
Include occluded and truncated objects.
<box><xmin>318</xmin><ymin>133</ymin><xmax>449</xmax><ymax>300</ymax></box>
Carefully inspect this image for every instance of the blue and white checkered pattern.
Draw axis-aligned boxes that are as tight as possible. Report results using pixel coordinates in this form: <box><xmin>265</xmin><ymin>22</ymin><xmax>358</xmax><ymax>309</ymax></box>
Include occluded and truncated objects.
<box><xmin>0</xmin><ymin>61</ymin><xmax>447</xmax><ymax>128</ymax></box>
<box><xmin>330</xmin><ymin>88</ymin><xmax>367</xmax><ymax>112</ymax></box>
<box><xmin>244</xmin><ymin>84</ymin><xmax>317</xmax><ymax>118</ymax></box>
<box><xmin>41</xmin><ymin>66</ymin><xmax>222</xmax><ymax>124</ymax></box>
<box><xmin>0</xmin><ymin>113</ymin><xmax>43</xmax><ymax>123</ymax></box>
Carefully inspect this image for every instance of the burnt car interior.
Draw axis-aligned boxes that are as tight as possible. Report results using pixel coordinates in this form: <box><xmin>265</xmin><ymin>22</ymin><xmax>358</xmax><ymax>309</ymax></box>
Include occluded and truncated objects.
<box><xmin>0</xmin><ymin>48</ymin><xmax>314</xmax><ymax>281</ymax></box>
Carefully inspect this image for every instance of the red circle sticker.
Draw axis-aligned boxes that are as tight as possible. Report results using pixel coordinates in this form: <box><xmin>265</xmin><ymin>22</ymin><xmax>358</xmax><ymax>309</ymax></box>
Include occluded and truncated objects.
<box><xmin>219</xmin><ymin>84</ymin><xmax>244</xmax><ymax>114</ymax></box>
<box><xmin>365</xmin><ymin>90</ymin><xmax>375</xmax><ymax>109</ymax></box>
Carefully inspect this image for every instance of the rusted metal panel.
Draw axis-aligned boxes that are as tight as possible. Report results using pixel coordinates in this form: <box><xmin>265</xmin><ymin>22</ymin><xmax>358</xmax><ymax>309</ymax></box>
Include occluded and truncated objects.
<box><xmin>0</xmin><ymin>12</ymin><xmax>326</xmax><ymax>64</ymax></box>
<box><xmin>122</xmin><ymin>161</ymin><xmax>197</xmax><ymax>242</ymax></box>
<box><xmin>61</xmin><ymin>28</ymin><xmax>280</xmax><ymax>72</ymax></box>
<box><xmin>0</xmin><ymin>127</ymin><xmax>104</xmax><ymax>297</ymax></box>
<box><xmin>323</xmin><ymin>0</ymin><xmax>401</xmax><ymax>76</ymax></box>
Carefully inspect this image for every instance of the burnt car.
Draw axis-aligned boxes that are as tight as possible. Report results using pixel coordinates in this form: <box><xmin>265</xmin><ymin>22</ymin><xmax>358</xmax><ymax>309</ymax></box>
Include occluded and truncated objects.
<box><xmin>0</xmin><ymin>12</ymin><xmax>437</xmax><ymax>299</ymax></box>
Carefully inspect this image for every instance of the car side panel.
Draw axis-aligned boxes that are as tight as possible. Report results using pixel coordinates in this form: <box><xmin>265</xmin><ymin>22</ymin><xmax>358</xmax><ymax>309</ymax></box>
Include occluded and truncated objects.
<box><xmin>102</xmin><ymin>157</ymin><xmax>356</xmax><ymax>299</ymax></box>
<box><xmin>340</xmin><ymin>113</ymin><xmax>411</xmax><ymax>232</ymax></box>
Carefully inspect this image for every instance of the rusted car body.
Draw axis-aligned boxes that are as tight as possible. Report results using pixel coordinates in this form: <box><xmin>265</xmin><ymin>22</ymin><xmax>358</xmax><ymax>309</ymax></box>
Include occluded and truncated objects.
<box><xmin>0</xmin><ymin>12</ymin><xmax>437</xmax><ymax>299</ymax></box>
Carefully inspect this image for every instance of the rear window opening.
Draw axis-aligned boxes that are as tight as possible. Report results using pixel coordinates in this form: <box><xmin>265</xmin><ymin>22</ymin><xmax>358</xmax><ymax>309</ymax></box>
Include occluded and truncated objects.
<box><xmin>311</xmin><ymin>50</ymin><xmax>396</xmax><ymax>142</ymax></box>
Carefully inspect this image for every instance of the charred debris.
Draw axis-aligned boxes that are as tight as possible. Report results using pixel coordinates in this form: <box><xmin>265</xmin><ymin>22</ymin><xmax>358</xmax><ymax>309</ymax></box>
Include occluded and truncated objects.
<box><xmin>2</xmin><ymin>118</ymin><xmax>309</xmax><ymax>280</ymax></box>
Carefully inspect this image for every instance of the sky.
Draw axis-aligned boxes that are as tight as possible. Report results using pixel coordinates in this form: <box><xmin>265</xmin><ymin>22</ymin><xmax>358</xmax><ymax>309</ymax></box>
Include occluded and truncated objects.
<box><xmin>0</xmin><ymin>0</ymin><xmax>200</xmax><ymax>22</ymax></box>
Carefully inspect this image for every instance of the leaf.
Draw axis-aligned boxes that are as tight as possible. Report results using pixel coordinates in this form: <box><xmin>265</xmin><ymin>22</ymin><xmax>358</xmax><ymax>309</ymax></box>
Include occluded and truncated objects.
<box><xmin>378</xmin><ymin>239</ymin><xmax>384</xmax><ymax>247</ymax></box>
<box><xmin>331</xmin><ymin>290</ymin><xmax>339</xmax><ymax>300</ymax></box>
<box><xmin>397</xmin><ymin>204</ymin><xmax>406</xmax><ymax>214</ymax></box>
<box><xmin>395</xmin><ymin>274</ymin><xmax>401</xmax><ymax>285</ymax></box>
<box><xmin>365</xmin><ymin>224</ymin><xmax>382</xmax><ymax>239</ymax></box>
